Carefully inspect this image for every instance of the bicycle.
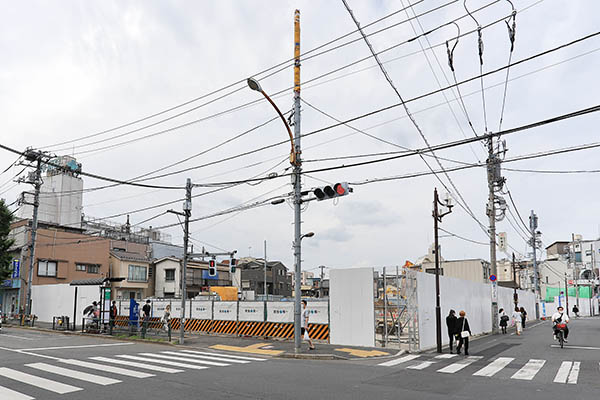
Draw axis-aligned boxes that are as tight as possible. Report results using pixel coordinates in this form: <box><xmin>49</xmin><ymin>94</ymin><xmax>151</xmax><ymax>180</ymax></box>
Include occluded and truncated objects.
<box><xmin>555</xmin><ymin>323</ymin><xmax>567</xmax><ymax>348</ymax></box>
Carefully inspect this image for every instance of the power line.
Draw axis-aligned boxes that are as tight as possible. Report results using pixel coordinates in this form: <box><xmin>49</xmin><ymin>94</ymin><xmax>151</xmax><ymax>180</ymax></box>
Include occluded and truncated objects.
<box><xmin>439</xmin><ymin>227</ymin><xmax>489</xmax><ymax>245</ymax></box>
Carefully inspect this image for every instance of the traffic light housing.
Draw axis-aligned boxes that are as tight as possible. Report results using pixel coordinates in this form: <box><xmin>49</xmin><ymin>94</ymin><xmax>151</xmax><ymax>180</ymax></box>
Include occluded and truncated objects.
<box><xmin>230</xmin><ymin>258</ymin><xmax>237</xmax><ymax>273</ymax></box>
<box><xmin>314</xmin><ymin>182</ymin><xmax>351</xmax><ymax>201</ymax></box>
<box><xmin>209</xmin><ymin>259</ymin><xmax>217</xmax><ymax>277</ymax></box>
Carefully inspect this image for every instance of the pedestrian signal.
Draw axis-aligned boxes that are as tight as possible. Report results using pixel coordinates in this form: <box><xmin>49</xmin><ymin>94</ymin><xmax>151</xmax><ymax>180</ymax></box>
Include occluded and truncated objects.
<box><xmin>209</xmin><ymin>259</ymin><xmax>217</xmax><ymax>277</ymax></box>
<box><xmin>314</xmin><ymin>182</ymin><xmax>352</xmax><ymax>201</ymax></box>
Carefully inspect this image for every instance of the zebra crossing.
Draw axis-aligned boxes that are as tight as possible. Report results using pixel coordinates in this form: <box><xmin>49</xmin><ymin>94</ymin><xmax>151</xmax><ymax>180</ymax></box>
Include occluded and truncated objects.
<box><xmin>0</xmin><ymin>349</ymin><xmax>266</xmax><ymax>399</ymax></box>
<box><xmin>377</xmin><ymin>353</ymin><xmax>594</xmax><ymax>385</ymax></box>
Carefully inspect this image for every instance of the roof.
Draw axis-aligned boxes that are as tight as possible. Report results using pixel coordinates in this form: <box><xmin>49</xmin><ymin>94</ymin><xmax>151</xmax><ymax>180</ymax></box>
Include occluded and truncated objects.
<box><xmin>110</xmin><ymin>250</ymin><xmax>150</xmax><ymax>263</ymax></box>
<box><xmin>69</xmin><ymin>277</ymin><xmax>125</xmax><ymax>286</ymax></box>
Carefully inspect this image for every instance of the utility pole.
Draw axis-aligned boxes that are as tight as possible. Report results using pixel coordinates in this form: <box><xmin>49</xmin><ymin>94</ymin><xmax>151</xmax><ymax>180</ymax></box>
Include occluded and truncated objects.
<box><xmin>23</xmin><ymin>150</ymin><xmax>43</xmax><ymax>317</ymax></box>
<box><xmin>529</xmin><ymin>210</ymin><xmax>540</xmax><ymax>319</ymax></box>
<box><xmin>512</xmin><ymin>253</ymin><xmax>518</xmax><ymax>309</ymax></box>
<box><xmin>433</xmin><ymin>187</ymin><xmax>453</xmax><ymax>353</ymax></box>
<box><xmin>486</xmin><ymin>138</ymin><xmax>502</xmax><ymax>334</ymax></box>
<box><xmin>168</xmin><ymin>178</ymin><xmax>192</xmax><ymax>344</ymax></box>
<box><xmin>565</xmin><ymin>273</ymin><xmax>570</xmax><ymax>316</ymax></box>
<box><xmin>319</xmin><ymin>265</ymin><xmax>326</xmax><ymax>298</ymax></box>
<box><xmin>572</xmin><ymin>233</ymin><xmax>580</xmax><ymax>309</ymax></box>
<box><xmin>292</xmin><ymin>9</ymin><xmax>303</xmax><ymax>355</ymax></box>
<box><xmin>264</xmin><ymin>240</ymin><xmax>267</xmax><ymax>297</ymax></box>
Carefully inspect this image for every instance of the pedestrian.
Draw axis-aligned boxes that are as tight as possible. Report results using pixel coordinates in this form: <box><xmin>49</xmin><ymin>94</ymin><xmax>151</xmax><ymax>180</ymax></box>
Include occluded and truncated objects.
<box><xmin>499</xmin><ymin>308</ymin><xmax>509</xmax><ymax>334</ymax></box>
<box><xmin>141</xmin><ymin>300</ymin><xmax>151</xmax><ymax>338</ymax></box>
<box><xmin>572</xmin><ymin>304</ymin><xmax>580</xmax><ymax>317</ymax></box>
<box><xmin>301</xmin><ymin>300</ymin><xmax>315</xmax><ymax>350</ymax></box>
<box><xmin>162</xmin><ymin>304</ymin><xmax>171</xmax><ymax>334</ymax></box>
<box><xmin>446</xmin><ymin>310</ymin><xmax>457</xmax><ymax>353</ymax></box>
<box><xmin>109</xmin><ymin>301</ymin><xmax>118</xmax><ymax>334</ymax></box>
<box><xmin>520</xmin><ymin>307</ymin><xmax>527</xmax><ymax>329</ymax></box>
<box><xmin>512</xmin><ymin>306</ymin><xmax>522</xmax><ymax>335</ymax></box>
<box><xmin>455</xmin><ymin>310</ymin><xmax>472</xmax><ymax>356</ymax></box>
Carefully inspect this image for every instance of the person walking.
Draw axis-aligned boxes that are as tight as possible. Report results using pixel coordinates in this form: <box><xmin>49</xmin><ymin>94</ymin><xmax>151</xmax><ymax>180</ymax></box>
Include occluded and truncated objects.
<box><xmin>141</xmin><ymin>300</ymin><xmax>151</xmax><ymax>338</ymax></box>
<box><xmin>162</xmin><ymin>304</ymin><xmax>171</xmax><ymax>339</ymax></box>
<box><xmin>109</xmin><ymin>301</ymin><xmax>118</xmax><ymax>334</ymax></box>
<box><xmin>512</xmin><ymin>306</ymin><xmax>522</xmax><ymax>335</ymax></box>
<box><xmin>520</xmin><ymin>307</ymin><xmax>527</xmax><ymax>329</ymax></box>
<box><xmin>499</xmin><ymin>308</ymin><xmax>509</xmax><ymax>334</ymax></box>
<box><xmin>455</xmin><ymin>311</ymin><xmax>472</xmax><ymax>355</ymax></box>
<box><xmin>301</xmin><ymin>300</ymin><xmax>315</xmax><ymax>350</ymax></box>
<box><xmin>446</xmin><ymin>310</ymin><xmax>457</xmax><ymax>353</ymax></box>
<box><xmin>572</xmin><ymin>304</ymin><xmax>580</xmax><ymax>317</ymax></box>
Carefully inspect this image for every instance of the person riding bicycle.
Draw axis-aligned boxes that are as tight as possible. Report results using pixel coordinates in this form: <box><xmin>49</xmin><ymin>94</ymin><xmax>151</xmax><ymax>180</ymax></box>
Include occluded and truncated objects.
<box><xmin>551</xmin><ymin>306</ymin><xmax>570</xmax><ymax>342</ymax></box>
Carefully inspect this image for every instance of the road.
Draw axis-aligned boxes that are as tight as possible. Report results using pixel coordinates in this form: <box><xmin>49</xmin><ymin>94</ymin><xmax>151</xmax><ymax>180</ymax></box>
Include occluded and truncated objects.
<box><xmin>0</xmin><ymin>317</ymin><xmax>598</xmax><ymax>399</ymax></box>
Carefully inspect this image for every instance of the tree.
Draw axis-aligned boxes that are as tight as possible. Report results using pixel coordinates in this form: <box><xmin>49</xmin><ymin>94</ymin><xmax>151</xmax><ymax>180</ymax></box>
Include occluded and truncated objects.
<box><xmin>0</xmin><ymin>199</ymin><xmax>15</xmax><ymax>281</ymax></box>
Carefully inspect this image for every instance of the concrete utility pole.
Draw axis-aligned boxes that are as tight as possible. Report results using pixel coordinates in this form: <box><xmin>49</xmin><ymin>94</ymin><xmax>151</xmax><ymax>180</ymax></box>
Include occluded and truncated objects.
<box><xmin>529</xmin><ymin>210</ymin><xmax>540</xmax><ymax>319</ymax></box>
<box><xmin>512</xmin><ymin>253</ymin><xmax>518</xmax><ymax>309</ymax></box>
<box><xmin>319</xmin><ymin>265</ymin><xmax>325</xmax><ymax>298</ymax></box>
<box><xmin>572</xmin><ymin>233</ymin><xmax>580</xmax><ymax>308</ymax></box>
<box><xmin>565</xmin><ymin>273</ymin><xmax>570</xmax><ymax>316</ymax></box>
<box><xmin>486</xmin><ymin>139</ymin><xmax>500</xmax><ymax>334</ymax></box>
<box><xmin>24</xmin><ymin>151</ymin><xmax>43</xmax><ymax>317</ymax></box>
<box><xmin>264</xmin><ymin>240</ymin><xmax>267</xmax><ymax>297</ymax></box>
<box><xmin>292</xmin><ymin>9</ymin><xmax>303</xmax><ymax>354</ymax></box>
<box><xmin>168</xmin><ymin>178</ymin><xmax>192</xmax><ymax>344</ymax></box>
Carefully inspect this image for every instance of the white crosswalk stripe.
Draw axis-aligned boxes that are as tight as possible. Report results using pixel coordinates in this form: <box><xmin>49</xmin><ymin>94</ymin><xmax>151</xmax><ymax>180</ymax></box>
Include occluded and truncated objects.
<box><xmin>179</xmin><ymin>349</ymin><xmax>266</xmax><ymax>361</ymax></box>
<box><xmin>378</xmin><ymin>354</ymin><xmax>420</xmax><ymax>367</ymax></box>
<box><xmin>437</xmin><ymin>356</ymin><xmax>483</xmax><ymax>374</ymax></box>
<box><xmin>473</xmin><ymin>357</ymin><xmax>514</xmax><ymax>377</ymax></box>
<box><xmin>0</xmin><ymin>367</ymin><xmax>83</xmax><ymax>394</ymax></box>
<box><xmin>406</xmin><ymin>361</ymin><xmax>436</xmax><ymax>370</ymax></box>
<box><xmin>435</xmin><ymin>354</ymin><xmax>457</xmax><ymax>359</ymax></box>
<box><xmin>90</xmin><ymin>356</ymin><xmax>184</xmax><ymax>373</ymax></box>
<box><xmin>567</xmin><ymin>362</ymin><xmax>580</xmax><ymax>384</ymax></box>
<box><xmin>0</xmin><ymin>385</ymin><xmax>35</xmax><ymax>400</ymax></box>
<box><xmin>162</xmin><ymin>351</ymin><xmax>250</xmax><ymax>364</ymax></box>
<box><xmin>116</xmin><ymin>354</ymin><xmax>209</xmax><ymax>370</ymax></box>
<box><xmin>60</xmin><ymin>359</ymin><xmax>154</xmax><ymax>378</ymax></box>
<box><xmin>26</xmin><ymin>362</ymin><xmax>121</xmax><ymax>385</ymax></box>
<box><xmin>138</xmin><ymin>352</ymin><xmax>230</xmax><ymax>367</ymax></box>
<box><xmin>553</xmin><ymin>361</ymin><xmax>580</xmax><ymax>384</ymax></box>
<box><xmin>511</xmin><ymin>359</ymin><xmax>546</xmax><ymax>380</ymax></box>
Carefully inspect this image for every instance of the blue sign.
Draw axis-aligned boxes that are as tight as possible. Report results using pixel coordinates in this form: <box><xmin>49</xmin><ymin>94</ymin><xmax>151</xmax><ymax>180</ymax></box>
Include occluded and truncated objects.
<box><xmin>202</xmin><ymin>270</ymin><xmax>219</xmax><ymax>280</ymax></box>
<box><xmin>489</xmin><ymin>274</ymin><xmax>497</xmax><ymax>282</ymax></box>
<box><xmin>12</xmin><ymin>260</ymin><xmax>19</xmax><ymax>279</ymax></box>
<box><xmin>129</xmin><ymin>298</ymin><xmax>139</xmax><ymax>327</ymax></box>
<box><xmin>2</xmin><ymin>280</ymin><xmax>11</xmax><ymax>288</ymax></box>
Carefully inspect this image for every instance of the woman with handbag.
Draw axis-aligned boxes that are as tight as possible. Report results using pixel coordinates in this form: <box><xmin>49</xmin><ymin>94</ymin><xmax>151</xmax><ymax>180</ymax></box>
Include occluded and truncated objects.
<box><xmin>512</xmin><ymin>306</ymin><xmax>523</xmax><ymax>335</ymax></box>
<box><xmin>499</xmin><ymin>308</ymin><xmax>509</xmax><ymax>334</ymax></box>
<box><xmin>455</xmin><ymin>310</ymin><xmax>472</xmax><ymax>355</ymax></box>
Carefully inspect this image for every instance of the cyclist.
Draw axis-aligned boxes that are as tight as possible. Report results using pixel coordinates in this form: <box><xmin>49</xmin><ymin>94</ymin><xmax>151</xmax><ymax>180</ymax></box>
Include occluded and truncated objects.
<box><xmin>551</xmin><ymin>306</ymin><xmax>569</xmax><ymax>342</ymax></box>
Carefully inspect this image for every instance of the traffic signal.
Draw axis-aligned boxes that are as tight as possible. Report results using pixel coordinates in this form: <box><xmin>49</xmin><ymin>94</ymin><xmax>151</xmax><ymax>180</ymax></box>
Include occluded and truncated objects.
<box><xmin>314</xmin><ymin>182</ymin><xmax>351</xmax><ymax>201</ymax></box>
<box><xmin>209</xmin><ymin>259</ymin><xmax>217</xmax><ymax>277</ymax></box>
<box><xmin>230</xmin><ymin>258</ymin><xmax>237</xmax><ymax>273</ymax></box>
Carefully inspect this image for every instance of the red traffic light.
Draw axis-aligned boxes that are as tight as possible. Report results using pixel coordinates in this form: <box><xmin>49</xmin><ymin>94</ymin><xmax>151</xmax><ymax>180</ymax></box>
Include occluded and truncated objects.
<box><xmin>334</xmin><ymin>183</ymin><xmax>346</xmax><ymax>195</ymax></box>
<box><xmin>209</xmin><ymin>259</ymin><xmax>215</xmax><ymax>268</ymax></box>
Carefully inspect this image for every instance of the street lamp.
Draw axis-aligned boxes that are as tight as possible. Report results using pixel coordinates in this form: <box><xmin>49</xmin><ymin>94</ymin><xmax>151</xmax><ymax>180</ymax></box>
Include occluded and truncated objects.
<box><xmin>433</xmin><ymin>188</ymin><xmax>453</xmax><ymax>353</ymax></box>
<box><xmin>301</xmin><ymin>232</ymin><xmax>314</xmax><ymax>239</ymax></box>
<box><xmin>247</xmin><ymin>78</ymin><xmax>296</xmax><ymax>165</ymax></box>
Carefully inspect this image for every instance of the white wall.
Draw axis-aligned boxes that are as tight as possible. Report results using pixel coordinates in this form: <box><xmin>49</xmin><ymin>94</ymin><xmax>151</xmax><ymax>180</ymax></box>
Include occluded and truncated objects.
<box><xmin>330</xmin><ymin>268</ymin><xmax>375</xmax><ymax>347</ymax></box>
<box><xmin>154</xmin><ymin>259</ymin><xmax>181</xmax><ymax>298</ymax></box>
<box><xmin>32</xmin><ymin>284</ymin><xmax>99</xmax><ymax>324</ymax></box>
<box><xmin>497</xmin><ymin>287</ymin><xmax>536</xmax><ymax>321</ymax></box>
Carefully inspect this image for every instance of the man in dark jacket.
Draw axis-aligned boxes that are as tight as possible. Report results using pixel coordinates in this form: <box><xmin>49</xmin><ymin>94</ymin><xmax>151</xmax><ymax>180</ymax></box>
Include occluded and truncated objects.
<box><xmin>455</xmin><ymin>310</ymin><xmax>473</xmax><ymax>355</ymax></box>
<box><xmin>446</xmin><ymin>310</ymin><xmax>457</xmax><ymax>353</ymax></box>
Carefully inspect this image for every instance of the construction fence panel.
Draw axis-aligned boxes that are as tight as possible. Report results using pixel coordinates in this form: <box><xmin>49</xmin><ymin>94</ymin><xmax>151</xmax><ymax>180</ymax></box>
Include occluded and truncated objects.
<box><xmin>266</xmin><ymin>301</ymin><xmax>294</xmax><ymax>323</ymax></box>
<box><xmin>190</xmin><ymin>301</ymin><xmax>213</xmax><ymax>320</ymax></box>
<box><xmin>213</xmin><ymin>301</ymin><xmax>237</xmax><ymax>321</ymax></box>
<box><xmin>306</xmin><ymin>301</ymin><xmax>329</xmax><ymax>324</ymax></box>
<box><xmin>238</xmin><ymin>301</ymin><xmax>265</xmax><ymax>322</ymax></box>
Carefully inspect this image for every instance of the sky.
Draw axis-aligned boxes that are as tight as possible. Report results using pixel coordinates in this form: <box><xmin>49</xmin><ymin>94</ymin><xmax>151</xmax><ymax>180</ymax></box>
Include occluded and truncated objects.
<box><xmin>1</xmin><ymin>0</ymin><xmax>599</xmax><ymax>276</ymax></box>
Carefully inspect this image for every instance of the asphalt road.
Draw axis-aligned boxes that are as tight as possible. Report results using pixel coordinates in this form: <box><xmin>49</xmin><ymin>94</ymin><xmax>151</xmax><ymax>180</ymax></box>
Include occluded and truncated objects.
<box><xmin>0</xmin><ymin>317</ymin><xmax>598</xmax><ymax>399</ymax></box>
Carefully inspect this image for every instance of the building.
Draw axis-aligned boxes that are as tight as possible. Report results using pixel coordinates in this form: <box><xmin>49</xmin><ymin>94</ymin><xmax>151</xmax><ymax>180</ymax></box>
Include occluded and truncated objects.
<box><xmin>238</xmin><ymin>257</ymin><xmax>292</xmax><ymax>297</ymax></box>
<box><xmin>288</xmin><ymin>270</ymin><xmax>314</xmax><ymax>287</ymax></box>
<box><xmin>153</xmin><ymin>257</ymin><xmax>233</xmax><ymax>298</ymax></box>
<box><xmin>545</xmin><ymin>241</ymin><xmax>570</xmax><ymax>258</ymax></box>
<box><xmin>110</xmin><ymin>249</ymin><xmax>153</xmax><ymax>300</ymax></box>
<box><xmin>417</xmin><ymin>245</ymin><xmax>491</xmax><ymax>284</ymax></box>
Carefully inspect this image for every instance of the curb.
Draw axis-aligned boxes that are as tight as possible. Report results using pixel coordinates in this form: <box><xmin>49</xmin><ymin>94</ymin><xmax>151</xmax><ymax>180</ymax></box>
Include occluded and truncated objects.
<box><xmin>277</xmin><ymin>353</ymin><xmax>346</xmax><ymax>360</ymax></box>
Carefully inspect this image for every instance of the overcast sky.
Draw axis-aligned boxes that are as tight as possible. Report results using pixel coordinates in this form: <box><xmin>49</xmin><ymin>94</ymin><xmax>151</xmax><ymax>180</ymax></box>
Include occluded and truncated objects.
<box><xmin>1</xmin><ymin>0</ymin><xmax>599</xmax><ymax>275</ymax></box>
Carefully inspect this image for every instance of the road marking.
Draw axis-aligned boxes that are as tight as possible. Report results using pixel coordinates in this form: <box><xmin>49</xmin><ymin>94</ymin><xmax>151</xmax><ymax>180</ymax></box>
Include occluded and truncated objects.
<box><xmin>406</xmin><ymin>361</ymin><xmax>436</xmax><ymax>370</ymax></box>
<box><xmin>0</xmin><ymin>385</ymin><xmax>35</xmax><ymax>400</ymax></box>
<box><xmin>180</xmin><ymin>350</ymin><xmax>266</xmax><ymax>361</ymax></box>
<box><xmin>161</xmin><ymin>351</ymin><xmax>250</xmax><ymax>364</ymax></box>
<box><xmin>0</xmin><ymin>334</ymin><xmax>37</xmax><ymax>340</ymax></box>
<box><xmin>378</xmin><ymin>354</ymin><xmax>420</xmax><ymax>367</ymax></box>
<box><xmin>116</xmin><ymin>354</ymin><xmax>209</xmax><ymax>370</ymax></box>
<box><xmin>60</xmin><ymin>359</ymin><xmax>154</xmax><ymax>378</ymax></box>
<box><xmin>553</xmin><ymin>361</ymin><xmax>572</xmax><ymax>383</ymax></box>
<box><xmin>90</xmin><ymin>357</ymin><xmax>183</xmax><ymax>373</ymax></box>
<box><xmin>0</xmin><ymin>367</ymin><xmax>82</xmax><ymax>394</ymax></box>
<box><xmin>473</xmin><ymin>357</ymin><xmax>514</xmax><ymax>377</ymax></box>
<box><xmin>18</xmin><ymin>343</ymin><xmax>133</xmax><ymax>351</ymax></box>
<box><xmin>434</xmin><ymin>354</ymin><xmax>457</xmax><ymax>359</ymax></box>
<box><xmin>335</xmin><ymin>348</ymin><xmax>390</xmax><ymax>357</ymax></box>
<box><xmin>550</xmin><ymin>345</ymin><xmax>600</xmax><ymax>350</ymax></box>
<box><xmin>26</xmin><ymin>362</ymin><xmax>121</xmax><ymax>385</ymax></box>
<box><xmin>138</xmin><ymin>353</ymin><xmax>229</xmax><ymax>367</ymax></box>
<box><xmin>437</xmin><ymin>356</ymin><xmax>483</xmax><ymax>374</ymax></box>
<box><xmin>511</xmin><ymin>359</ymin><xmax>546</xmax><ymax>380</ymax></box>
<box><xmin>210</xmin><ymin>343</ymin><xmax>283</xmax><ymax>356</ymax></box>
<box><xmin>567</xmin><ymin>362</ymin><xmax>580</xmax><ymax>384</ymax></box>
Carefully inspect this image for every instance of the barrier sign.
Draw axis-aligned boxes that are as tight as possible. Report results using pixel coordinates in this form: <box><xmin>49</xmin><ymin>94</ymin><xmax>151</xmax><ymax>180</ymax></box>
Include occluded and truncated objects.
<box><xmin>306</xmin><ymin>302</ymin><xmax>329</xmax><ymax>324</ymax></box>
<box><xmin>238</xmin><ymin>302</ymin><xmax>264</xmax><ymax>322</ymax></box>
<box><xmin>190</xmin><ymin>301</ymin><xmax>213</xmax><ymax>319</ymax></box>
<box><xmin>267</xmin><ymin>302</ymin><xmax>294</xmax><ymax>323</ymax></box>
<box><xmin>213</xmin><ymin>301</ymin><xmax>237</xmax><ymax>321</ymax></box>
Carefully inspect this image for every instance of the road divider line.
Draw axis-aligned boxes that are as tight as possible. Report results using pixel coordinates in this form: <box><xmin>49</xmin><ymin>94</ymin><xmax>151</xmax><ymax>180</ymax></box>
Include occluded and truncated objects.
<box><xmin>378</xmin><ymin>354</ymin><xmax>420</xmax><ymax>367</ymax></box>
<box><xmin>473</xmin><ymin>357</ymin><xmax>514</xmax><ymax>377</ymax></box>
<box><xmin>511</xmin><ymin>359</ymin><xmax>546</xmax><ymax>380</ymax></box>
<box><xmin>18</xmin><ymin>343</ymin><xmax>133</xmax><ymax>351</ymax></box>
<box><xmin>0</xmin><ymin>367</ymin><xmax>82</xmax><ymax>394</ymax></box>
<box><xmin>26</xmin><ymin>362</ymin><xmax>121</xmax><ymax>385</ymax></box>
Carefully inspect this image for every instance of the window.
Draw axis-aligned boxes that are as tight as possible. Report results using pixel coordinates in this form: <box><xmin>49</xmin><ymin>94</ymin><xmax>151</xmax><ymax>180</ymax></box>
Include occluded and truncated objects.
<box><xmin>128</xmin><ymin>265</ymin><xmax>147</xmax><ymax>282</ymax></box>
<box><xmin>38</xmin><ymin>260</ymin><xmax>57</xmax><ymax>277</ymax></box>
<box><xmin>87</xmin><ymin>265</ymin><xmax>100</xmax><ymax>274</ymax></box>
<box><xmin>165</xmin><ymin>269</ymin><xmax>175</xmax><ymax>281</ymax></box>
<box><xmin>148</xmin><ymin>266</ymin><xmax>153</xmax><ymax>278</ymax></box>
<box><xmin>76</xmin><ymin>264</ymin><xmax>86</xmax><ymax>272</ymax></box>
